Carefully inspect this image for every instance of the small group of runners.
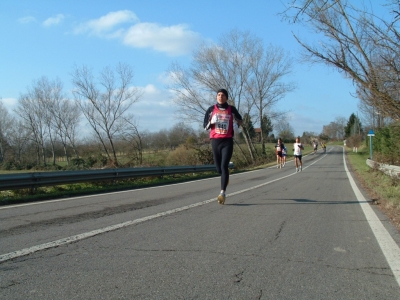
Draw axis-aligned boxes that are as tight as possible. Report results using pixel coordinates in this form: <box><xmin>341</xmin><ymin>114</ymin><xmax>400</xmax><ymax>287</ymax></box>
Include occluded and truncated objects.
<box><xmin>275</xmin><ymin>137</ymin><xmax>304</xmax><ymax>172</ymax></box>
<box><xmin>274</xmin><ymin>138</ymin><xmax>287</xmax><ymax>168</ymax></box>
<box><xmin>204</xmin><ymin>88</ymin><xmax>310</xmax><ymax>205</ymax></box>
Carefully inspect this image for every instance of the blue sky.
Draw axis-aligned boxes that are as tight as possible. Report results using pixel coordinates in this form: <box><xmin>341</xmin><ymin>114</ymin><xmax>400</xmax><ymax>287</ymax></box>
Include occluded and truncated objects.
<box><xmin>1</xmin><ymin>0</ymin><xmax>376</xmax><ymax>137</ymax></box>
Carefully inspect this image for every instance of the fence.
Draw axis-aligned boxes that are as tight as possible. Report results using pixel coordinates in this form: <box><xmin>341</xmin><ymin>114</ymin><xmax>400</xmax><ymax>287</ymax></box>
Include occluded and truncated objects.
<box><xmin>0</xmin><ymin>163</ymin><xmax>234</xmax><ymax>191</ymax></box>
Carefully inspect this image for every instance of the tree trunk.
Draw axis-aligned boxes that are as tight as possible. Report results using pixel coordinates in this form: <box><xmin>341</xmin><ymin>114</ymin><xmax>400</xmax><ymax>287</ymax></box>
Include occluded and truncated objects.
<box><xmin>241</xmin><ymin>126</ymin><xmax>255</xmax><ymax>164</ymax></box>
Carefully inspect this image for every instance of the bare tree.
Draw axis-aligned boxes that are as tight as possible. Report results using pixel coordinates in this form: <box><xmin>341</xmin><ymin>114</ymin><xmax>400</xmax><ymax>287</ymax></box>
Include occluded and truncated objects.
<box><xmin>168</xmin><ymin>29</ymin><xmax>256</xmax><ymax>122</ymax></box>
<box><xmin>246</xmin><ymin>44</ymin><xmax>295</xmax><ymax>153</ymax></box>
<box><xmin>120</xmin><ymin>116</ymin><xmax>143</xmax><ymax>165</ymax></box>
<box><xmin>32</xmin><ymin>77</ymin><xmax>65</xmax><ymax>165</ymax></box>
<box><xmin>282</xmin><ymin>0</ymin><xmax>400</xmax><ymax>120</ymax></box>
<box><xmin>168</xmin><ymin>122</ymin><xmax>197</xmax><ymax>149</ymax></box>
<box><xmin>357</xmin><ymin>92</ymin><xmax>390</xmax><ymax>129</ymax></box>
<box><xmin>0</xmin><ymin>100</ymin><xmax>15</xmax><ymax>163</ymax></box>
<box><xmin>168</xmin><ymin>29</ymin><xmax>294</xmax><ymax>163</ymax></box>
<box><xmin>72</xmin><ymin>63</ymin><xmax>142</xmax><ymax>166</ymax></box>
<box><xmin>274</xmin><ymin>120</ymin><xmax>295</xmax><ymax>142</ymax></box>
<box><xmin>150</xmin><ymin>130</ymin><xmax>169</xmax><ymax>151</ymax></box>
<box><xmin>45</xmin><ymin>82</ymin><xmax>81</xmax><ymax>165</ymax></box>
<box><xmin>322</xmin><ymin>116</ymin><xmax>346</xmax><ymax>140</ymax></box>
<box><xmin>15</xmin><ymin>79</ymin><xmax>51</xmax><ymax>166</ymax></box>
<box><xmin>7</xmin><ymin>120</ymin><xmax>31</xmax><ymax>166</ymax></box>
<box><xmin>18</xmin><ymin>77</ymin><xmax>81</xmax><ymax>166</ymax></box>
<box><xmin>168</xmin><ymin>30</ymin><xmax>257</xmax><ymax>162</ymax></box>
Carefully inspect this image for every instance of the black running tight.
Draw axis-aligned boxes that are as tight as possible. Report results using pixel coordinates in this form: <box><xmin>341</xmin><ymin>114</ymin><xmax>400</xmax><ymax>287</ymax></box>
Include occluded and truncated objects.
<box><xmin>211</xmin><ymin>138</ymin><xmax>233</xmax><ymax>191</ymax></box>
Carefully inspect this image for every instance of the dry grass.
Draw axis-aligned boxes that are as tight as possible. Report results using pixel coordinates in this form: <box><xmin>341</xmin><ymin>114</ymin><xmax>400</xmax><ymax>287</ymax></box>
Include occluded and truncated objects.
<box><xmin>346</xmin><ymin>145</ymin><xmax>400</xmax><ymax>232</ymax></box>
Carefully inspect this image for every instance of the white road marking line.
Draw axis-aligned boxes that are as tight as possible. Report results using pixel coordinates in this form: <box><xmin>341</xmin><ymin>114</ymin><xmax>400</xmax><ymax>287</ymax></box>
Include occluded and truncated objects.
<box><xmin>9</xmin><ymin>147</ymin><xmax>395</xmax><ymax>274</ymax></box>
<box><xmin>1</xmin><ymin>158</ymin><xmax>327</xmax><ymax>263</ymax></box>
<box><xmin>342</xmin><ymin>147</ymin><xmax>400</xmax><ymax>287</ymax></box>
<box><xmin>0</xmin><ymin>177</ymin><xmax>217</xmax><ymax>210</ymax></box>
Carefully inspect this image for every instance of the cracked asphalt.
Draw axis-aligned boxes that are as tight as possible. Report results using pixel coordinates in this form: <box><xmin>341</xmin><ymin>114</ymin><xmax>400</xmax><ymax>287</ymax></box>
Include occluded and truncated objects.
<box><xmin>1</xmin><ymin>146</ymin><xmax>399</xmax><ymax>299</ymax></box>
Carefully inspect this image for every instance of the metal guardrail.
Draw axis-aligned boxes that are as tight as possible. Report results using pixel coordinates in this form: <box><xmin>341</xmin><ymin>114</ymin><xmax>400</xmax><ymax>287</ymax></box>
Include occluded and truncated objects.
<box><xmin>0</xmin><ymin>163</ymin><xmax>234</xmax><ymax>191</ymax></box>
<box><xmin>366</xmin><ymin>159</ymin><xmax>400</xmax><ymax>178</ymax></box>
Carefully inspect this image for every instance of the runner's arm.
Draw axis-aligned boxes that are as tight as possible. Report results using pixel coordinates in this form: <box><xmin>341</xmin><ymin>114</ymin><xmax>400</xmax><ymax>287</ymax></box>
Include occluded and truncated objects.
<box><xmin>231</xmin><ymin>106</ymin><xmax>243</xmax><ymax>126</ymax></box>
<box><xmin>203</xmin><ymin>106</ymin><xmax>213</xmax><ymax>130</ymax></box>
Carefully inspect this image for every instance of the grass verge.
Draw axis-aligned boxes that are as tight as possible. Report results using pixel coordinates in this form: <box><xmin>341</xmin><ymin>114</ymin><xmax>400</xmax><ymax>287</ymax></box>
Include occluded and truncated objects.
<box><xmin>345</xmin><ymin>145</ymin><xmax>400</xmax><ymax>232</ymax></box>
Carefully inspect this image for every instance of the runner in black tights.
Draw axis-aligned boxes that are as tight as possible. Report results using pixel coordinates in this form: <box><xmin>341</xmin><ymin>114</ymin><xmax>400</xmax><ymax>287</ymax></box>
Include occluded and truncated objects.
<box><xmin>204</xmin><ymin>89</ymin><xmax>242</xmax><ymax>204</ymax></box>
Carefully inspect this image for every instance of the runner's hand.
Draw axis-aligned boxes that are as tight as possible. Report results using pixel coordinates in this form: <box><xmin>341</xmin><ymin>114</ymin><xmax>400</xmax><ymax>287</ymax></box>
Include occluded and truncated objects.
<box><xmin>210</xmin><ymin>114</ymin><xmax>218</xmax><ymax>124</ymax></box>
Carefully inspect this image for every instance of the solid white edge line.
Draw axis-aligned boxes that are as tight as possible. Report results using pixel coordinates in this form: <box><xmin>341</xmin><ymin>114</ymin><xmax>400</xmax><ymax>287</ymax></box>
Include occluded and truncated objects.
<box><xmin>342</xmin><ymin>146</ymin><xmax>400</xmax><ymax>287</ymax></box>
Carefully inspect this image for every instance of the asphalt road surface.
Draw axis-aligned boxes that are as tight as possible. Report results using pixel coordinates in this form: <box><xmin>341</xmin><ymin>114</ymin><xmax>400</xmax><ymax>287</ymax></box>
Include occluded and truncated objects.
<box><xmin>1</xmin><ymin>146</ymin><xmax>400</xmax><ymax>299</ymax></box>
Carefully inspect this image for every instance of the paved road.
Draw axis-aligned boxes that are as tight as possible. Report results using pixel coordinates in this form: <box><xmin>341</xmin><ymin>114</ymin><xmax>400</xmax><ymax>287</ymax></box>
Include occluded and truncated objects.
<box><xmin>1</xmin><ymin>146</ymin><xmax>399</xmax><ymax>299</ymax></box>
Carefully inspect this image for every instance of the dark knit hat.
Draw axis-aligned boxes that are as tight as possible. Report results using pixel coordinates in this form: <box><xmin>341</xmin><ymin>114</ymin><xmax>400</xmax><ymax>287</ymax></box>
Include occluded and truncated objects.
<box><xmin>217</xmin><ymin>88</ymin><xmax>228</xmax><ymax>99</ymax></box>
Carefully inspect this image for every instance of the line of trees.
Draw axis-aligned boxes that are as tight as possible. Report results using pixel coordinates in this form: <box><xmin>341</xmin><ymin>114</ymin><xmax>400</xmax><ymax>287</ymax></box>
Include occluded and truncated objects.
<box><xmin>1</xmin><ymin>29</ymin><xmax>298</xmax><ymax>170</ymax></box>
<box><xmin>0</xmin><ymin>63</ymin><xmax>144</xmax><ymax>169</ymax></box>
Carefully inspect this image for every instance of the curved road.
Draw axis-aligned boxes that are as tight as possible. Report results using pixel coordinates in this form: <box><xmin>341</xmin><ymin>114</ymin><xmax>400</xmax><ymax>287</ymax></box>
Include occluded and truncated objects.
<box><xmin>1</xmin><ymin>146</ymin><xmax>399</xmax><ymax>299</ymax></box>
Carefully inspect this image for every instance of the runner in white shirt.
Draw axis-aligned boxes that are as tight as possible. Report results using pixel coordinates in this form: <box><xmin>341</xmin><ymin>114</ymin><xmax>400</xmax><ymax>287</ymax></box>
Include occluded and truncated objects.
<box><xmin>293</xmin><ymin>137</ymin><xmax>304</xmax><ymax>172</ymax></box>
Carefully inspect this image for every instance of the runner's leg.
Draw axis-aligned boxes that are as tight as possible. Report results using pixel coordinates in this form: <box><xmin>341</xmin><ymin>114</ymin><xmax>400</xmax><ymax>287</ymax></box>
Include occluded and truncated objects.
<box><xmin>211</xmin><ymin>139</ymin><xmax>222</xmax><ymax>175</ymax></box>
<box><xmin>220</xmin><ymin>139</ymin><xmax>233</xmax><ymax>191</ymax></box>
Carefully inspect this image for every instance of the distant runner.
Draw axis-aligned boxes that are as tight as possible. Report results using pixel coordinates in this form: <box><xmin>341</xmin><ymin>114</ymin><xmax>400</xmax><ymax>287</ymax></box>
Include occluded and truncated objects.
<box><xmin>275</xmin><ymin>138</ymin><xmax>285</xmax><ymax>169</ymax></box>
<box><xmin>282</xmin><ymin>145</ymin><xmax>287</xmax><ymax>167</ymax></box>
<box><xmin>293</xmin><ymin>136</ymin><xmax>304</xmax><ymax>172</ymax></box>
<box><xmin>313</xmin><ymin>140</ymin><xmax>318</xmax><ymax>154</ymax></box>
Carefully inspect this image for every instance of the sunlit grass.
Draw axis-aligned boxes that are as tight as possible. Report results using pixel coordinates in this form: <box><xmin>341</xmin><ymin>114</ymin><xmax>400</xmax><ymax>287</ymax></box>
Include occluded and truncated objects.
<box><xmin>346</xmin><ymin>145</ymin><xmax>400</xmax><ymax>208</ymax></box>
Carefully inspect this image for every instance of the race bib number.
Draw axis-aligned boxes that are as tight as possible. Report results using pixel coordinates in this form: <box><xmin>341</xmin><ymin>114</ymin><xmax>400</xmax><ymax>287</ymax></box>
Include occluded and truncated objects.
<box><xmin>215</xmin><ymin>114</ymin><xmax>230</xmax><ymax>135</ymax></box>
<box><xmin>216</xmin><ymin>120</ymin><xmax>228</xmax><ymax>134</ymax></box>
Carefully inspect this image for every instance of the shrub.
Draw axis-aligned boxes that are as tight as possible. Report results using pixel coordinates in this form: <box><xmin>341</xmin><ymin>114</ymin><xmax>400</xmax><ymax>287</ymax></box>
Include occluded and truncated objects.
<box><xmin>83</xmin><ymin>154</ymin><xmax>108</xmax><ymax>168</ymax></box>
<box><xmin>369</xmin><ymin>122</ymin><xmax>400</xmax><ymax>165</ymax></box>
<box><xmin>194</xmin><ymin>145</ymin><xmax>214</xmax><ymax>165</ymax></box>
<box><xmin>70</xmin><ymin>158</ymin><xmax>85</xmax><ymax>169</ymax></box>
<box><xmin>165</xmin><ymin>145</ymin><xmax>198</xmax><ymax>166</ymax></box>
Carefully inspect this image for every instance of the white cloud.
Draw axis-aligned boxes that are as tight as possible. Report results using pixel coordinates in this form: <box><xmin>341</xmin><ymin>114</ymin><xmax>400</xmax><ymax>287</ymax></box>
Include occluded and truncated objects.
<box><xmin>74</xmin><ymin>10</ymin><xmax>139</xmax><ymax>36</ymax></box>
<box><xmin>18</xmin><ymin>16</ymin><xmax>36</xmax><ymax>24</ymax></box>
<box><xmin>1</xmin><ymin>97</ymin><xmax>18</xmax><ymax>110</ymax></box>
<box><xmin>73</xmin><ymin>10</ymin><xmax>202</xmax><ymax>56</ymax></box>
<box><xmin>130</xmin><ymin>85</ymin><xmax>178</xmax><ymax>131</ymax></box>
<box><xmin>137</xmin><ymin>84</ymin><xmax>174</xmax><ymax>106</ymax></box>
<box><xmin>157</xmin><ymin>72</ymin><xmax>175</xmax><ymax>85</ymax></box>
<box><xmin>43</xmin><ymin>14</ymin><xmax>65</xmax><ymax>27</ymax></box>
<box><xmin>123</xmin><ymin>23</ymin><xmax>202</xmax><ymax>56</ymax></box>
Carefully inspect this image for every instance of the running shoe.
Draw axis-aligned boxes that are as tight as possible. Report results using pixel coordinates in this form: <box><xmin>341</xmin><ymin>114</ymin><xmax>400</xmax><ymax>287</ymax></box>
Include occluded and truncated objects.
<box><xmin>217</xmin><ymin>192</ymin><xmax>226</xmax><ymax>204</ymax></box>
